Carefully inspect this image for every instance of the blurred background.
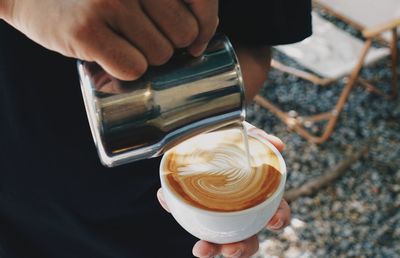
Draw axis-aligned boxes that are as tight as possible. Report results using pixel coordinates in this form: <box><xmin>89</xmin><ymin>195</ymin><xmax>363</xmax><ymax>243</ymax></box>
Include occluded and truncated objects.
<box><xmin>247</xmin><ymin>1</ymin><xmax>400</xmax><ymax>257</ymax></box>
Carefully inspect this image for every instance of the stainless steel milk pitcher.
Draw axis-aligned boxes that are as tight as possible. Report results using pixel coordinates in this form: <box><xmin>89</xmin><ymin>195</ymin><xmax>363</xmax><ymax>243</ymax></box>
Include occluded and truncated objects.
<box><xmin>78</xmin><ymin>34</ymin><xmax>245</xmax><ymax>167</ymax></box>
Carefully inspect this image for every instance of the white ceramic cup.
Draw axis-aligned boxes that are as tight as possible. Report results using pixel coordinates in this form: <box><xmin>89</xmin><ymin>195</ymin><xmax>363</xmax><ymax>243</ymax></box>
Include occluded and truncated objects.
<box><xmin>159</xmin><ymin>126</ymin><xmax>287</xmax><ymax>244</ymax></box>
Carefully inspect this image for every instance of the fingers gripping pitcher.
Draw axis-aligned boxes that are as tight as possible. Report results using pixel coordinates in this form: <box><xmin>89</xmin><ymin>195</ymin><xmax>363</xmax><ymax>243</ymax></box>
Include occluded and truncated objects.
<box><xmin>78</xmin><ymin>34</ymin><xmax>245</xmax><ymax>167</ymax></box>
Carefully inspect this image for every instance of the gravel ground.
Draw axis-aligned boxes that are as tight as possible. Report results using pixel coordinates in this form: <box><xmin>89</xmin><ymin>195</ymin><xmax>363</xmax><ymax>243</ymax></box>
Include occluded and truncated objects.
<box><xmin>246</xmin><ymin>13</ymin><xmax>400</xmax><ymax>258</ymax></box>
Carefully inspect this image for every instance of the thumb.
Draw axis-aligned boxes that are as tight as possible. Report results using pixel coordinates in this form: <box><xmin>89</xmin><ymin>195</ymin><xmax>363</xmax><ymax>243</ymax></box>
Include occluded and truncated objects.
<box><xmin>157</xmin><ymin>188</ymin><xmax>171</xmax><ymax>213</ymax></box>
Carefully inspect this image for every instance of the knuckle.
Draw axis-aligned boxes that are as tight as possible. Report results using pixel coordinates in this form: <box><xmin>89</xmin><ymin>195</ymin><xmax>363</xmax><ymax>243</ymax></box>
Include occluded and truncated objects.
<box><xmin>68</xmin><ymin>33</ymin><xmax>91</xmax><ymax>59</ymax></box>
<box><xmin>69</xmin><ymin>21</ymin><xmax>89</xmax><ymax>41</ymax></box>
<box><xmin>68</xmin><ymin>12</ymin><xmax>97</xmax><ymax>43</ymax></box>
<box><xmin>67</xmin><ymin>22</ymin><xmax>98</xmax><ymax>59</ymax></box>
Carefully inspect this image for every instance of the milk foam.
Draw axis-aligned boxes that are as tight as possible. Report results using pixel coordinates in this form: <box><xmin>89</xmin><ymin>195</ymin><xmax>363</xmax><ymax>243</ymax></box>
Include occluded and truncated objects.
<box><xmin>163</xmin><ymin>129</ymin><xmax>281</xmax><ymax>212</ymax></box>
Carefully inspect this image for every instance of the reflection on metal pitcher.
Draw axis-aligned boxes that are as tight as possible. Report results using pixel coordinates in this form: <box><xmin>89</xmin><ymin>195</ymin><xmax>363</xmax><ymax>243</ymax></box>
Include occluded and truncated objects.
<box><xmin>78</xmin><ymin>34</ymin><xmax>245</xmax><ymax>167</ymax></box>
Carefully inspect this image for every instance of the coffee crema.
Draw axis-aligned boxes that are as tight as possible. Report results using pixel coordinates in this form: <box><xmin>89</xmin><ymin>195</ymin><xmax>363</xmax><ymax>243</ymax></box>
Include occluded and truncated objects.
<box><xmin>162</xmin><ymin>130</ymin><xmax>281</xmax><ymax>212</ymax></box>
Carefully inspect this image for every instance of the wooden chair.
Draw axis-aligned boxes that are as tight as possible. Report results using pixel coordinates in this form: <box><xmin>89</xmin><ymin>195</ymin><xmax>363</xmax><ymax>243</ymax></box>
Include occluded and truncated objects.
<box><xmin>255</xmin><ymin>7</ymin><xmax>399</xmax><ymax>144</ymax></box>
<box><xmin>314</xmin><ymin>0</ymin><xmax>400</xmax><ymax>43</ymax></box>
<box><xmin>314</xmin><ymin>0</ymin><xmax>400</xmax><ymax>97</ymax></box>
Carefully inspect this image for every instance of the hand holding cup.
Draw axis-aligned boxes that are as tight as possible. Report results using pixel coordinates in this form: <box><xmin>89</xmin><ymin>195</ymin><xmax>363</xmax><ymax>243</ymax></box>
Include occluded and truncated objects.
<box><xmin>158</xmin><ymin>123</ymin><xmax>290</xmax><ymax>257</ymax></box>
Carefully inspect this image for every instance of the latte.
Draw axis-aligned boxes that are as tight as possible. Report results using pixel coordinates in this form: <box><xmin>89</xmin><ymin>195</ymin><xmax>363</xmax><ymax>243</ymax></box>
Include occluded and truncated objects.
<box><xmin>161</xmin><ymin>129</ymin><xmax>282</xmax><ymax>212</ymax></box>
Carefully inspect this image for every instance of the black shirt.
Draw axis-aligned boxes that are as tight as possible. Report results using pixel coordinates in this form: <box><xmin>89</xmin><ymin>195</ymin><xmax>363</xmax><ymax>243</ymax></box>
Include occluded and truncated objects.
<box><xmin>0</xmin><ymin>1</ymin><xmax>311</xmax><ymax>257</ymax></box>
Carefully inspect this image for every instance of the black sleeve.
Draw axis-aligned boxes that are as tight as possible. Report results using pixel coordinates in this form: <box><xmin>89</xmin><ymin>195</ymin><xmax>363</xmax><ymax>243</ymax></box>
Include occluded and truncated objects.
<box><xmin>218</xmin><ymin>0</ymin><xmax>312</xmax><ymax>46</ymax></box>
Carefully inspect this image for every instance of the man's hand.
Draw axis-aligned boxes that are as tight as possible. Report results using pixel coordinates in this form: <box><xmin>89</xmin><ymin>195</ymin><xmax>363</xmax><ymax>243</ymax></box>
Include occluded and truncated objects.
<box><xmin>1</xmin><ymin>0</ymin><xmax>218</xmax><ymax>80</ymax></box>
<box><xmin>157</xmin><ymin>127</ymin><xmax>290</xmax><ymax>258</ymax></box>
<box><xmin>191</xmin><ymin>200</ymin><xmax>290</xmax><ymax>258</ymax></box>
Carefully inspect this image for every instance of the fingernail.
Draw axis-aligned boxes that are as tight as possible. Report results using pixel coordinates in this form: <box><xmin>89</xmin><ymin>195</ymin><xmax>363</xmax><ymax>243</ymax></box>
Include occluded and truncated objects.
<box><xmin>191</xmin><ymin>44</ymin><xmax>208</xmax><ymax>57</ymax></box>
<box><xmin>193</xmin><ymin>252</ymin><xmax>211</xmax><ymax>258</ymax></box>
<box><xmin>192</xmin><ymin>244</ymin><xmax>214</xmax><ymax>258</ymax></box>
<box><xmin>248</xmin><ymin>128</ymin><xmax>267</xmax><ymax>138</ymax></box>
<box><xmin>201</xmin><ymin>252</ymin><xmax>214</xmax><ymax>258</ymax></box>
<box><xmin>254</xmin><ymin>130</ymin><xmax>268</xmax><ymax>138</ymax></box>
<box><xmin>230</xmin><ymin>249</ymin><xmax>243</xmax><ymax>258</ymax></box>
<box><xmin>269</xmin><ymin>218</ymin><xmax>284</xmax><ymax>230</ymax></box>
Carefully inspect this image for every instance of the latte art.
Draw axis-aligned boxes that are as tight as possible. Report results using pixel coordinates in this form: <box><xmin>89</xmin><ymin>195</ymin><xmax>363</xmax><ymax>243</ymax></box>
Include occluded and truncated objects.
<box><xmin>163</xmin><ymin>130</ymin><xmax>281</xmax><ymax>212</ymax></box>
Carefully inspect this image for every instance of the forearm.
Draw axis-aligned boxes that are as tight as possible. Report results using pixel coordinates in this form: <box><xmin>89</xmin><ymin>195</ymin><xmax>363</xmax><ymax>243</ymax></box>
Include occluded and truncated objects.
<box><xmin>0</xmin><ymin>0</ymin><xmax>13</xmax><ymax>20</ymax></box>
<box><xmin>234</xmin><ymin>45</ymin><xmax>272</xmax><ymax>103</ymax></box>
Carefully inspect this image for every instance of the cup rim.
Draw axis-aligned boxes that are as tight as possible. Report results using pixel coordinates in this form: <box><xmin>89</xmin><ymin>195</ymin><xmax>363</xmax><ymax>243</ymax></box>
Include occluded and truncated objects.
<box><xmin>159</xmin><ymin>129</ymin><xmax>287</xmax><ymax>217</ymax></box>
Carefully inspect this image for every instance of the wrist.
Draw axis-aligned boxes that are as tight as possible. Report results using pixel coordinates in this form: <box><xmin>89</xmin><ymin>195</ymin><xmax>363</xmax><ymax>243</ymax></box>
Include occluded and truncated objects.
<box><xmin>235</xmin><ymin>46</ymin><xmax>271</xmax><ymax>102</ymax></box>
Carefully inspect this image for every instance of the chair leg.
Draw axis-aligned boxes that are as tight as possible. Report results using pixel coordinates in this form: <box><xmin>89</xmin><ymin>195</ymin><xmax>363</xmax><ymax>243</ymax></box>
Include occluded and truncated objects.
<box><xmin>314</xmin><ymin>39</ymin><xmax>373</xmax><ymax>143</ymax></box>
<box><xmin>255</xmin><ymin>40</ymin><xmax>374</xmax><ymax>144</ymax></box>
<box><xmin>357</xmin><ymin>30</ymin><xmax>398</xmax><ymax>99</ymax></box>
<box><xmin>254</xmin><ymin>94</ymin><xmax>334</xmax><ymax>143</ymax></box>
<box><xmin>271</xmin><ymin>59</ymin><xmax>336</xmax><ymax>86</ymax></box>
<box><xmin>356</xmin><ymin>77</ymin><xmax>391</xmax><ymax>99</ymax></box>
<box><xmin>390</xmin><ymin>28</ymin><xmax>398</xmax><ymax>98</ymax></box>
